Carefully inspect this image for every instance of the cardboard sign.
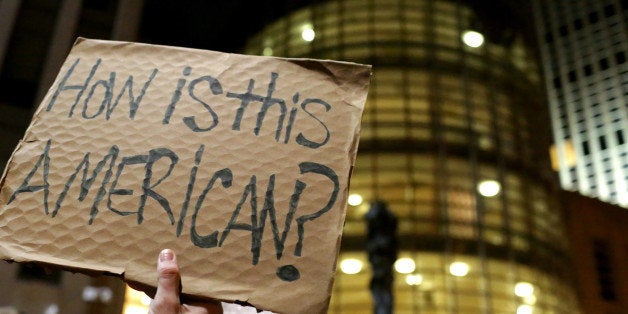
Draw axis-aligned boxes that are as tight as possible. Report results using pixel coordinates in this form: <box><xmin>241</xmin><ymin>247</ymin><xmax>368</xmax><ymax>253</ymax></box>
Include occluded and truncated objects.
<box><xmin>0</xmin><ymin>38</ymin><xmax>370</xmax><ymax>313</ymax></box>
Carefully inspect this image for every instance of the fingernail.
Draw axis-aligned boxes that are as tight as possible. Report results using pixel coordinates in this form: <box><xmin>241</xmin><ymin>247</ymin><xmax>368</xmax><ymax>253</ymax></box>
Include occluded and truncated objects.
<box><xmin>160</xmin><ymin>249</ymin><xmax>174</xmax><ymax>262</ymax></box>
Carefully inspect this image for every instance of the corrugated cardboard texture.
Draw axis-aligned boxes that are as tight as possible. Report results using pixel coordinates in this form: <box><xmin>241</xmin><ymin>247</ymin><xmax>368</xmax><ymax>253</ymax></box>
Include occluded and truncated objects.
<box><xmin>0</xmin><ymin>38</ymin><xmax>370</xmax><ymax>313</ymax></box>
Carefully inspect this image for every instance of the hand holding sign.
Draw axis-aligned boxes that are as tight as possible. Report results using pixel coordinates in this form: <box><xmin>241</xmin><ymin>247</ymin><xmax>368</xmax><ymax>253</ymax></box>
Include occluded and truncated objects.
<box><xmin>0</xmin><ymin>38</ymin><xmax>370</xmax><ymax>313</ymax></box>
<box><xmin>150</xmin><ymin>249</ymin><xmax>222</xmax><ymax>314</ymax></box>
<box><xmin>150</xmin><ymin>249</ymin><xmax>273</xmax><ymax>314</ymax></box>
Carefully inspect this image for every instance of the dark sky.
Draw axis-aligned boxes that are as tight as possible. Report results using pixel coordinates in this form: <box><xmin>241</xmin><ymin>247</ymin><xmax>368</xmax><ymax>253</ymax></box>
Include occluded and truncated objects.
<box><xmin>138</xmin><ymin>0</ymin><xmax>528</xmax><ymax>53</ymax></box>
<box><xmin>139</xmin><ymin>0</ymin><xmax>316</xmax><ymax>53</ymax></box>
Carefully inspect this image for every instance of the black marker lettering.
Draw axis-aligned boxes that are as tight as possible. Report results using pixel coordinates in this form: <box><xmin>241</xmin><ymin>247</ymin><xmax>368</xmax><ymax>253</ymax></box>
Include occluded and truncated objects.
<box><xmin>220</xmin><ymin>176</ymin><xmax>257</xmax><ymax>255</ymax></box>
<box><xmin>163</xmin><ymin>66</ymin><xmax>192</xmax><ymax>124</ymax></box>
<box><xmin>256</xmin><ymin>175</ymin><xmax>306</xmax><ymax>262</ymax></box>
<box><xmin>227</xmin><ymin>73</ymin><xmax>287</xmax><ymax>141</ymax></box>
<box><xmin>53</xmin><ymin>145</ymin><xmax>119</xmax><ymax>219</ymax></box>
<box><xmin>294</xmin><ymin>162</ymin><xmax>339</xmax><ymax>256</ymax></box>
<box><xmin>137</xmin><ymin>148</ymin><xmax>179</xmax><ymax>224</ymax></box>
<box><xmin>46</xmin><ymin>58</ymin><xmax>101</xmax><ymax>116</ymax></box>
<box><xmin>109</xmin><ymin>68</ymin><xmax>159</xmax><ymax>120</ymax></box>
<box><xmin>177</xmin><ymin>144</ymin><xmax>204</xmax><ymax>237</ymax></box>
<box><xmin>190</xmin><ymin>168</ymin><xmax>233</xmax><ymax>248</ymax></box>
<box><xmin>228</xmin><ymin>79</ymin><xmax>264</xmax><ymax>131</ymax></box>
<box><xmin>87</xmin><ymin>147</ymin><xmax>119</xmax><ymax>225</ymax></box>
<box><xmin>82</xmin><ymin>72</ymin><xmax>115</xmax><ymax>119</ymax></box>
<box><xmin>296</xmin><ymin>98</ymin><xmax>331</xmax><ymax>149</ymax></box>
<box><xmin>255</xmin><ymin>72</ymin><xmax>286</xmax><ymax>141</ymax></box>
<box><xmin>8</xmin><ymin>140</ymin><xmax>51</xmax><ymax>214</ymax></box>
<box><xmin>276</xmin><ymin>264</ymin><xmax>300</xmax><ymax>282</ymax></box>
<box><xmin>107</xmin><ymin>154</ymin><xmax>149</xmax><ymax>217</ymax></box>
<box><xmin>184</xmin><ymin>75</ymin><xmax>222</xmax><ymax>132</ymax></box>
<box><xmin>284</xmin><ymin>92</ymin><xmax>299</xmax><ymax>144</ymax></box>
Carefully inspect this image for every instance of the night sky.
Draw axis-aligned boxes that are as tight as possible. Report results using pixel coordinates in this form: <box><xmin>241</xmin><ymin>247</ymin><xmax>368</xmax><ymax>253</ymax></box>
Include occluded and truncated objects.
<box><xmin>139</xmin><ymin>0</ymin><xmax>317</xmax><ymax>53</ymax></box>
<box><xmin>0</xmin><ymin>0</ymin><xmax>525</xmax><ymax>110</ymax></box>
<box><xmin>137</xmin><ymin>0</ymin><xmax>526</xmax><ymax>53</ymax></box>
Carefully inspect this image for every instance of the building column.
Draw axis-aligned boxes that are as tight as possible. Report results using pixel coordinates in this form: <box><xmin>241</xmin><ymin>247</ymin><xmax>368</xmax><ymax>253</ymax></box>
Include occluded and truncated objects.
<box><xmin>0</xmin><ymin>0</ymin><xmax>22</xmax><ymax>74</ymax></box>
<box><xmin>34</xmin><ymin>0</ymin><xmax>82</xmax><ymax>107</ymax></box>
<box><xmin>111</xmin><ymin>0</ymin><xmax>145</xmax><ymax>42</ymax></box>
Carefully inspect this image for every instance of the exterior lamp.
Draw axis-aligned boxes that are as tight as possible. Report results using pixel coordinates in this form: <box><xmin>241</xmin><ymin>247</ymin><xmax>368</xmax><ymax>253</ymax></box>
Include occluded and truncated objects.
<box><xmin>462</xmin><ymin>30</ymin><xmax>484</xmax><ymax>47</ymax></box>
<box><xmin>340</xmin><ymin>258</ymin><xmax>363</xmax><ymax>274</ymax></box>
<box><xmin>394</xmin><ymin>257</ymin><xmax>416</xmax><ymax>274</ymax></box>
<box><xmin>449</xmin><ymin>261</ymin><xmax>470</xmax><ymax>276</ymax></box>
<box><xmin>348</xmin><ymin>193</ymin><xmax>363</xmax><ymax>206</ymax></box>
<box><xmin>478</xmin><ymin>180</ymin><xmax>501</xmax><ymax>197</ymax></box>
<box><xmin>301</xmin><ymin>26</ymin><xmax>315</xmax><ymax>42</ymax></box>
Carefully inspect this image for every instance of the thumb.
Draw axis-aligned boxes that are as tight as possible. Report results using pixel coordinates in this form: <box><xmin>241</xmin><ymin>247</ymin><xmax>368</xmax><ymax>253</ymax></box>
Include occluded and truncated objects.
<box><xmin>150</xmin><ymin>249</ymin><xmax>181</xmax><ymax>313</ymax></box>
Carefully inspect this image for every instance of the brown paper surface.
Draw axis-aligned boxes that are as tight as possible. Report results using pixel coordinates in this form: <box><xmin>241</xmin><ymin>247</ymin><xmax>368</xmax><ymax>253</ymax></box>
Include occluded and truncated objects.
<box><xmin>0</xmin><ymin>38</ymin><xmax>370</xmax><ymax>313</ymax></box>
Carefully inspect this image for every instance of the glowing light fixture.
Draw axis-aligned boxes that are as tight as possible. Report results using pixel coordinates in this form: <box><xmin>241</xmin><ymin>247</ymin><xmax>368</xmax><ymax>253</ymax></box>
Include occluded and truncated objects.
<box><xmin>301</xmin><ymin>26</ymin><xmax>315</xmax><ymax>42</ymax></box>
<box><xmin>82</xmin><ymin>286</ymin><xmax>113</xmax><ymax>303</ymax></box>
<box><xmin>44</xmin><ymin>304</ymin><xmax>59</xmax><ymax>314</ymax></box>
<box><xmin>82</xmin><ymin>287</ymin><xmax>99</xmax><ymax>302</ymax></box>
<box><xmin>99</xmin><ymin>288</ymin><xmax>113</xmax><ymax>303</ymax></box>
<box><xmin>515</xmin><ymin>282</ymin><xmax>535</xmax><ymax>297</ymax></box>
<box><xmin>348</xmin><ymin>194</ymin><xmax>363</xmax><ymax>206</ymax></box>
<box><xmin>340</xmin><ymin>258</ymin><xmax>363</xmax><ymax>274</ymax></box>
<box><xmin>405</xmin><ymin>274</ymin><xmax>423</xmax><ymax>285</ymax></box>
<box><xmin>524</xmin><ymin>294</ymin><xmax>537</xmax><ymax>305</ymax></box>
<box><xmin>462</xmin><ymin>30</ymin><xmax>484</xmax><ymax>48</ymax></box>
<box><xmin>394</xmin><ymin>257</ymin><xmax>416</xmax><ymax>274</ymax></box>
<box><xmin>516</xmin><ymin>304</ymin><xmax>533</xmax><ymax>314</ymax></box>
<box><xmin>263</xmin><ymin>47</ymin><xmax>273</xmax><ymax>56</ymax></box>
<box><xmin>478</xmin><ymin>180</ymin><xmax>501</xmax><ymax>197</ymax></box>
<box><xmin>449</xmin><ymin>261</ymin><xmax>470</xmax><ymax>277</ymax></box>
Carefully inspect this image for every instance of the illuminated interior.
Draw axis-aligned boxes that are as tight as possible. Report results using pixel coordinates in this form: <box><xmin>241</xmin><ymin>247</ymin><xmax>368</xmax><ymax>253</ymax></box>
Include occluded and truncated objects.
<box><xmin>331</xmin><ymin>251</ymin><xmax>576</xmax><ymax>313</ymax></box>
<box><xmin>243</xmin><ymin>0</ymin><xmax>579</xmax><ymax>312</ymax></box>
<box><xmin>122</xmin><ymin>286</ymin><xmax>150</xmax><ymax>314</ymax></box>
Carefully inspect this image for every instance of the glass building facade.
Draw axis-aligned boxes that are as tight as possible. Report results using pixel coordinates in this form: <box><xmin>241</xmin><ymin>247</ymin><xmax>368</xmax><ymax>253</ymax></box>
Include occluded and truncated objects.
<box><xmin>246</xmin><ymin>0</ymin><xmax>580</xmax><ymax>313</ymax></box>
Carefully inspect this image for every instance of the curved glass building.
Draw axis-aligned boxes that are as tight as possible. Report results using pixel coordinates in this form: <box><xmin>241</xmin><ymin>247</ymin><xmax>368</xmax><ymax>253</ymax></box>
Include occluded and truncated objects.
<box><xmin>246</xmin><ymin>0</ymin><xmax>580</xmax><ymax>313</ymax></box>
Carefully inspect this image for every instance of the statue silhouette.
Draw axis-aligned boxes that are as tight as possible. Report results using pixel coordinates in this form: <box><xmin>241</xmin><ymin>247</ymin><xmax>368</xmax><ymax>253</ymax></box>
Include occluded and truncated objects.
<box><xmin>365</xmin><ymin>201</ymin><xmax>398</xmax><ymax>314</ymax></box>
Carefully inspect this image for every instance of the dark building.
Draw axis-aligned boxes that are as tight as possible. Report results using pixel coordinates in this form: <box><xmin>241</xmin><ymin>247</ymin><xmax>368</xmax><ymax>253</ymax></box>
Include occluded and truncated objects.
<box><xmin>0</xmin><ymin>1</ymin><xmax>141</xmax><ymax>313</ymax></box>
<box><xmin>561</xmin><ymin>191</ymin><xmax>628</xmax><ymax>314</ymax></box>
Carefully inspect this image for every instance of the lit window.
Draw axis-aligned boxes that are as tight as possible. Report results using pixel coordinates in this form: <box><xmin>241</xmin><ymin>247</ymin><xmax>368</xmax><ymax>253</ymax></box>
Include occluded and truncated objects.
<box><xmin>123</xmin><ymin>286</ymin><xmax>149</xmax><ymax>314</ymax></box>
<box><xmin>550</xmin><ymin>141</ymin><xmax>577</xmax><ymax>170</ymax></box>
<box><xmin>449</xmin><ymin>261</ymin><xmax>470</xmax><ymax>276</ymax></box>
<box><xmin>340</xmin><ymin>258</ymin><xmax>363</xmax><ymax>274</ymax></box>
<box><xmin>462</xmin><ymin>30</ymin><xmax>484</xmax><ymax>48</ymax></box>
<box><xmin>394</xmin><ymin>257</ymin><xmax>416</xmax><ymax>274</ymax></box>
<box><xmin>44</xmin><ymin>304</ymin><xmax>59</xmax><ymax>314</ymax></box>
<box><xmin>348</xmin><ymin>194</ymin><xmax>363</xmax><ymax>206</ymax></box>
<box><xmin>478</xmin><ymin>180</ymin><xmax>500</xmax><ymax>197</ymax></box>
